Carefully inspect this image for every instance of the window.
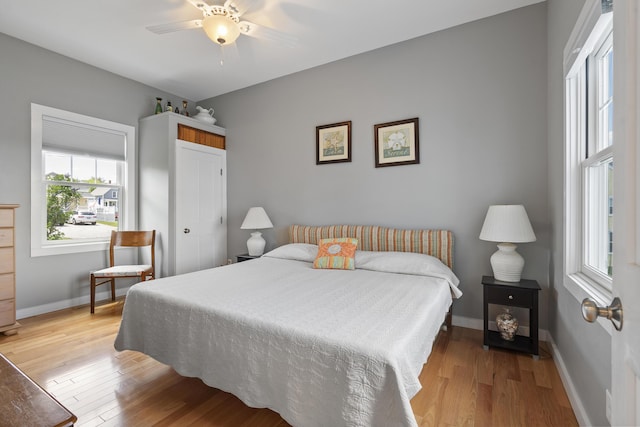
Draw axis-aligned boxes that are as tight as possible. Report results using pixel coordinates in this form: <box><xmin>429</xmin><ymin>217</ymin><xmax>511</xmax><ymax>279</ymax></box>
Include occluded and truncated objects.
<box><xmin>564</xmin><ymin>1</ymin><xmax>613</xmax><ymax>303</ymax></box>
<box><xmin>31</xmin><ymin>104</ymin><xmax>136</xmax><ymax>256</ymax></box>
<box><xmin>43</xmin><ymin>152</ymin><xmax>121</xmax><ymax>240</ymax></box>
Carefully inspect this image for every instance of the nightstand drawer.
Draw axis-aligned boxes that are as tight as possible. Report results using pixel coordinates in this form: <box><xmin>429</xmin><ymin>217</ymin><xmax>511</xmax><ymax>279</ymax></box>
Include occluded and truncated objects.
<box><xmin>489</xmin><ymin>286</ymin><xmax>533</xmax><ymax>307</ymax></box>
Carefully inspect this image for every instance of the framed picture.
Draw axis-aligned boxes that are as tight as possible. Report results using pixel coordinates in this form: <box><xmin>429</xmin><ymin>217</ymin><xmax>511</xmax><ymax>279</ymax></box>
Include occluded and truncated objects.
<box><xmin>316</xmin><ymin>121</ymin><xmax>352</xmax><ymax>164</ymax></box>
<box><xmin>374</xmin><ymin>117</ymin><xmax>419</xmax><ymax>167</ymax></box>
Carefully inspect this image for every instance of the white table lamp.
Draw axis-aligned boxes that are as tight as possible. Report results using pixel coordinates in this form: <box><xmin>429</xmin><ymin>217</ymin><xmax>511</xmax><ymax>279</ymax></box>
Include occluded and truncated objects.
<box><xmin>240</xmin><ymin>207</ymin><xmax>273</xmax><ymax>256</ymax></box>
<box><xmin>479</xmin><ymin>205</ymin><xmax>536</xmax><ymax>282</ymax></box>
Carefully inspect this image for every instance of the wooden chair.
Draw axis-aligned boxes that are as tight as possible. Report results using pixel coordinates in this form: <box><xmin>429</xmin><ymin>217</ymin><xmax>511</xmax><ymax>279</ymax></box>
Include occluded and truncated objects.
<box><xmin>90</xmin><ymin>230</ymin><xmax>156</xmax><ymax>313</ymax></box>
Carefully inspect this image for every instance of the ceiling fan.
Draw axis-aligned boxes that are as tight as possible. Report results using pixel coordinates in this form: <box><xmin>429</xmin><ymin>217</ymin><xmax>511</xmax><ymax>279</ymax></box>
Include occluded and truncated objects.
<box><xmin>147</xmin><ymin>0</ymin><xmax>294</xmax><ymax>47</ymax></box>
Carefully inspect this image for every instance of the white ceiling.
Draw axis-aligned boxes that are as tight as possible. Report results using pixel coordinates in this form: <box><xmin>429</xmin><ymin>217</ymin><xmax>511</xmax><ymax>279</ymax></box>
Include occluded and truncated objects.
<box><xmin>0</xmin><ymin>0</ymin><xmax>544</xmax><ymax>101</ymax></box>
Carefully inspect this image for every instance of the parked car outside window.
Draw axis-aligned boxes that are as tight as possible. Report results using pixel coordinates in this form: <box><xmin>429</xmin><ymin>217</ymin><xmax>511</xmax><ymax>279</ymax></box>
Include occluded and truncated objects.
<box><xmin>68</xmin><ymin>211</ymin><xmax>97</xmax><ymax>225</ymax></box>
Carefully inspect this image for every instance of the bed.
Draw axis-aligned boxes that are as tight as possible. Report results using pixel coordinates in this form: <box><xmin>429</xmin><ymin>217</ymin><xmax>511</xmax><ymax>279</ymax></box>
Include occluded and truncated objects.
<box><xmin>114</xmin><ymin>225</ymin><xmax>462</xmax><ymax>427</ymax></box>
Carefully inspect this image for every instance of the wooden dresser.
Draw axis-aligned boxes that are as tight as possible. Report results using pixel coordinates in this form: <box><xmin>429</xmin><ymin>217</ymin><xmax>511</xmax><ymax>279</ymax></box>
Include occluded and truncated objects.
<box><xmin>0</xmin><ymin>204</ymin><xmax>19</xmax><ymax>335</ymax></box>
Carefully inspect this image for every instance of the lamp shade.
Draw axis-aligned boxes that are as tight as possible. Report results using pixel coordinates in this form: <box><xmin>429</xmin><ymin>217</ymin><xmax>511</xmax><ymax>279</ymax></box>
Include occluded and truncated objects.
<box><xmin>479</xmin><ymin>205</ymin><xmax>536</xmax><ymax>243</ymax></box>
<box><xmin>202</xmin><ymin>14</ymin><xmax>240</xmax><ymax>46</ymax></box>
<box><xmin>240</xmin><ymin>207</ymin><xmax>273</xmax><ymax>230</ymax></box>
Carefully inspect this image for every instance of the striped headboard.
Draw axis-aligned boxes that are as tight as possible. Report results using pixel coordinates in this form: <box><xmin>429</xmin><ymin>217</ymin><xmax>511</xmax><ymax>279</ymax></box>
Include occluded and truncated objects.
<box><xmin>288</xmin><ymin>225</ymin><xmax>454</xmax><ymax>269</ymax></box>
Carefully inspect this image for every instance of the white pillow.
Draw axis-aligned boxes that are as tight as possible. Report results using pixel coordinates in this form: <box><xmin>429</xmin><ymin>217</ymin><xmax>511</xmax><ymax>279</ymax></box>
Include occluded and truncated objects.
<box><xmin>262</xmin><ymin>243</ymin><xmax>318</xmax><ymax>263</ymax></box>
<box><xmin>355</xmin><ymin>250</ymin><xmax>462</xmax><ymax>298</ymax></box>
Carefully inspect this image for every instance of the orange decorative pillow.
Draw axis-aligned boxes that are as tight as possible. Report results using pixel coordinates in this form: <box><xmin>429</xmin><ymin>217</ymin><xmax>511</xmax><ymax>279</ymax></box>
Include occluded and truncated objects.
<box><xmin>313</xmin><ymin>238</ymin><xmax>358</xmax><ymax>270</ymax></box>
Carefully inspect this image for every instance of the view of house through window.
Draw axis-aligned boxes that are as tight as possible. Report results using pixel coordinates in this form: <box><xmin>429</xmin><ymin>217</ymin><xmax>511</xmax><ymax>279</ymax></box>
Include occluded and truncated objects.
<box><xmin>44</xmin><ymin>151</ymin><xmax>120</xmax><ymax>242</ymax></box>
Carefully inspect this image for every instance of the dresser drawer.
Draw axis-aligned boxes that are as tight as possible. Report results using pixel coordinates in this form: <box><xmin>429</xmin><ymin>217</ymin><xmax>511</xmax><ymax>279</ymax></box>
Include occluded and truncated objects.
<box><xmin>487</xmin><ymin>286</ymin><xmax>533</xmax><ymax>307</ymax></box>
<box><xmin>0</xmin><ymin>274</ymin><xmax>14</xmax><ymax>300</ymax></box>
<box><xmin>0</xmin><ymin>209</ymin><xmax>13</xmax><ymax>227</ymax></box>
<box><xmin>0</xmin><ymin>299</ymin><xmax>15</xmax><ymax>327</ymax></box>
<box><xmin>0</xmin><ymin>248</ymin><xmax>13</xmax><ymax>275</ymax></box>
<box><xmin>0</xmin><ymin>228</ymin><xmax>14</xmax><ymax>247</ymax></box>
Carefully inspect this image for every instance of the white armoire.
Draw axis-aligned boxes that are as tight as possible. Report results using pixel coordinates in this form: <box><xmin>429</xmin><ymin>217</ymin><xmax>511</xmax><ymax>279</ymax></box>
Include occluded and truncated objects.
<box><xmin>139</xmin><ymin>112</ymin><xmax>227</xmax><ymax>277</ymax></box>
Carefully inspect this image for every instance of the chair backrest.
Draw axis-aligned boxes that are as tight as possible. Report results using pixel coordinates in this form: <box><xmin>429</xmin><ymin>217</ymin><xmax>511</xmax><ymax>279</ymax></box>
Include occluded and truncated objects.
<box><xmin>109</xmin><ymin>230</ymin><xmax>156</xmax><ymax>275</ymax></box>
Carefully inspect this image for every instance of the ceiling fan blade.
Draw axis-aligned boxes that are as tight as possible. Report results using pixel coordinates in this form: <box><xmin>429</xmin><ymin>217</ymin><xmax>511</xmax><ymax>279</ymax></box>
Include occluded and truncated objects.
<box><xmin>146</xmin><ymin>19</ymin><xmax>203</xmax><ymax>35</ymax></box>
<box><xmin>186</xmin><ymin>0</ymin><xmax>212</xmax><ymax>15</ymax></box>
<box><xmin>238</xmin><ymin>20</ymin><xmax>297</xmax><ymax>48</ymax></box>
<box><xmin>224</xmin><ymin>0</ymin><xmax>260</xmax><ymax>17</ymax></box>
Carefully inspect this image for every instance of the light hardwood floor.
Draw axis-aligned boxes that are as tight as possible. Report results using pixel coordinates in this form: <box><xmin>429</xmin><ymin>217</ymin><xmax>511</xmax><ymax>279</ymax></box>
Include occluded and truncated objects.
<box><xmin>0</xmin><ymin>300</ymin><xmax>577</xmax><ymax>426</ymax></box>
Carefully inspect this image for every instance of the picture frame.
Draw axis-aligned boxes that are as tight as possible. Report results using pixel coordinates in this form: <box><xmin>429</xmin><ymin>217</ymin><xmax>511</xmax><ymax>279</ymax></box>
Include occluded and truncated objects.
<box><xmin>374</xmin><ymin>117</ymin><xmax>419</xmax><ymax>167</ymax></box>
<box><xmin>316</xmin><ymin>121</ymin><xmax>352</xmax><ymax>164</ymax></box>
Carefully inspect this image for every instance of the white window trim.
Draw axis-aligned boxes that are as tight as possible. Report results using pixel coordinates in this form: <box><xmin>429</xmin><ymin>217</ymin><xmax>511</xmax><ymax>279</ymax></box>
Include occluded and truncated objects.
<box><xmin>30</xmin><ymin>103</ymin><xmax>136</xmax><ymax>256</ymax></box>
<box><xmin>563</xmin><ymin>0</ymin><xmax>614</xmax><ymax>334</ymax></box>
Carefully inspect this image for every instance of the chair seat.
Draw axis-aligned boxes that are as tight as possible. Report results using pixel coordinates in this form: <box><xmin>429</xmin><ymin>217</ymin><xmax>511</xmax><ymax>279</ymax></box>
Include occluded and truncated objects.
<box><xmin>92</xmin><ymin>265</ymin><xmax>152</xmax><ymax>278</ymax></box>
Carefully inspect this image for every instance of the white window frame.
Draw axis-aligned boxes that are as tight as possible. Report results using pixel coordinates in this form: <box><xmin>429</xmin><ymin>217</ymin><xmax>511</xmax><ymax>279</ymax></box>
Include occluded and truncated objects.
<box><xmin>30</xmin><ymin>104</ymin><xmax>136</xmax><ymax>257</ymax></box>
<box><xmin>563</xmin><ymin>0</ymin><xmax>614</xmax><ymax>330</ymax></box>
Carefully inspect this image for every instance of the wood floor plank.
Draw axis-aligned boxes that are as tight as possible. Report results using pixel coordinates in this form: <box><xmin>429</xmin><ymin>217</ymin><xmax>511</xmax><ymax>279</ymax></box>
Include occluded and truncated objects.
<box><xmin>476</xmin><ymin>346</ymin><xmax>494</xmax><ymax>386</ymax></box>
<box><xmin>0</xmin><ymin>301</ymin><xmax>578</xmax><ymax>426</ymax></box>
<box><xmin>440</xmin><ymin>365</ymin><xmax>477</xmax><ymax>426</ymax></box>
<box><xmin>416</xmin><ymin>376</ymin><xmax>449</xmax><ymax>427</ymax></box>
<box><xmin>474</xmin><ymin>382</ymin><xmax>493</xmax><ymax>427</ymax></box>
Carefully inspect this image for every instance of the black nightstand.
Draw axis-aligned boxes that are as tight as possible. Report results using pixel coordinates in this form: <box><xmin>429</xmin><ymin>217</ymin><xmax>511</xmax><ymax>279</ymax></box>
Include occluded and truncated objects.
<box><xmin>482</xmin><ymin>275</ymin><xmax>541</xmax><ymax>359</ymax></box>
<box><xmin>236</xmin><ymin>254</ymin><xmax>260</xmax><ymax>263</ymax></box>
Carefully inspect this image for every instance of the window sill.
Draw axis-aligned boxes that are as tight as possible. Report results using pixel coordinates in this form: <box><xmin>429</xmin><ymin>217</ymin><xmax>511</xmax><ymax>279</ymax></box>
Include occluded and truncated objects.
<box><xmin>564</xmin><ymin>272</ymin><xmax>613</xmax><ymax>335</ymax></box>
<box><xmin>31</xmin><ymin>241</ymin><xmax>109</xmax><ymax>257</ymax></box>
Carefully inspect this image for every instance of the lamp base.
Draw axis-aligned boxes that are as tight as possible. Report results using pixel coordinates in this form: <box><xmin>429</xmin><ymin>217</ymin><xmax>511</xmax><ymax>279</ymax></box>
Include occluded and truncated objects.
<box><xmin>247</xmin><ymin>231</ymin><xmax>266</xmax><ymax>256</ymax></box>
<box><xmin>490</xmin><ymin>243</ymin><xmax>525</xmax><ymax>282</ymax></box>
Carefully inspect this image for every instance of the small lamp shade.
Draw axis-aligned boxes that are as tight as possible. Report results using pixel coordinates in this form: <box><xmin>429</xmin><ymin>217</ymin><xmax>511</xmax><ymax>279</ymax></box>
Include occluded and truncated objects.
<box><xmin>479</xmin><ymin>205</ymin><xmax>536</xmax><ymax>282</ymax></box>
<box><xmin>240</xmin><ymin>207</ymin><xmax>273</xmax><ymax>256</ymax></box>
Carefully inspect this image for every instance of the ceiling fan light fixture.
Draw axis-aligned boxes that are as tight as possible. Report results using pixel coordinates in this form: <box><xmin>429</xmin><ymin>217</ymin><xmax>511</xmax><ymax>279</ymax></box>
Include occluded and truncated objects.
<box><xmin>202</xmin><ymin>14</ymin><xmax>240</xmax><ymax>46</ymax></box>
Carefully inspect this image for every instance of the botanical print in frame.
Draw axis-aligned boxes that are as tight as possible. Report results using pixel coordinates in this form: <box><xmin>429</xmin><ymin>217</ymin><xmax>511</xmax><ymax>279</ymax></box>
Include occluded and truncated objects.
<box><xmin>316</xmin><ymin>121</ymin><xmax>352</xmax><ymax>164</ymax></box>
<box><xmin>374</xmin><ymin>117</ymin><xmax>419</xmax><ymax>167</ymax></box>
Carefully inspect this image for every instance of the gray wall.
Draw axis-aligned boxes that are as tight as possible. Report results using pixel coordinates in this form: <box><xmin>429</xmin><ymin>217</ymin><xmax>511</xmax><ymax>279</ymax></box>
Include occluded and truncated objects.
<box><xmin>0</xmin><ymin>33</ymin><xmax>194</xmax><ymax>312</ymax></box>
<box><xmin>203</xmin><ymin>4</ymin><xmax>549</xmax><ymax>328</ymax></box>
<box><xmin>547</xmin><ymin>0</ymin><xmax>611</xmax><ymax>426</ymax></box>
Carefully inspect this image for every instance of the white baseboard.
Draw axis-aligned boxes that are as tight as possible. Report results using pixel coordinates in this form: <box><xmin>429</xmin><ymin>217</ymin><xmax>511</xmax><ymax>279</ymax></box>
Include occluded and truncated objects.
<box><xmin>16</xmin><ymin>287</ymin><xmax>131</xmax><ymax>320</ymax></box>
<box><xmin>545</xmin><ymin>334</ymin><xmax>591</xmax><ymax>426</ymax></box>
<box><xmin>452</xmin><ymin>314</ymin><xmax>483</xmax><ymax>330</ymax></box>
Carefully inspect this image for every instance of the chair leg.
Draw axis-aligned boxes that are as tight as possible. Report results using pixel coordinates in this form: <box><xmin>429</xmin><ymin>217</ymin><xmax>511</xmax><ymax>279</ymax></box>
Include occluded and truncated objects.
<box><xmin>110</xmin><ymin>278</ymin><xmax>116</xmax><ymax>302</ymax></box>
<box><xmin>90</xmin><ymin>274</ymin><xmax>96</xmax><ymax>314</ymax></box>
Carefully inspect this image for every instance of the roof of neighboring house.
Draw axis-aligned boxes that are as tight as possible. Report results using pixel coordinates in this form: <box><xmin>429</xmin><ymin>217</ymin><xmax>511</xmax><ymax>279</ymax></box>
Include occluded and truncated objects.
<box><xmin>91</xmin><ymin>187</ymin><xmax>110</xmax><ymax>197</ymax></box>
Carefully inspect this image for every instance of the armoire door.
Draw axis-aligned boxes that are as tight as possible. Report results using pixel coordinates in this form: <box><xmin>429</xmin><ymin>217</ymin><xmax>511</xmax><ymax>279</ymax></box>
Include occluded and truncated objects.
<box><xmin>174</xmin><ymin>140</ymin><xmax>227</xmax><ymax>275</ymax></box>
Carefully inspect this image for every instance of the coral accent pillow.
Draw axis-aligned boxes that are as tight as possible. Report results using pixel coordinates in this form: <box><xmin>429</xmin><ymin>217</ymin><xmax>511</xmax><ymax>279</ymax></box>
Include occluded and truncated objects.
<box><xmin>313</xmin><ymin>238</ymin><xmax>358</xmax><ymax>270</ymax></box>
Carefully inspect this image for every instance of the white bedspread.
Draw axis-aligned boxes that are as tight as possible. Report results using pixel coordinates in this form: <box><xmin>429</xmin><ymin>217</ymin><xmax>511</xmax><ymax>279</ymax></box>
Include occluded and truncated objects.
<box><xmin>114</xmin><ymin>251</ymin><xmax>460</xmax><ymax>427</ymax></box>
